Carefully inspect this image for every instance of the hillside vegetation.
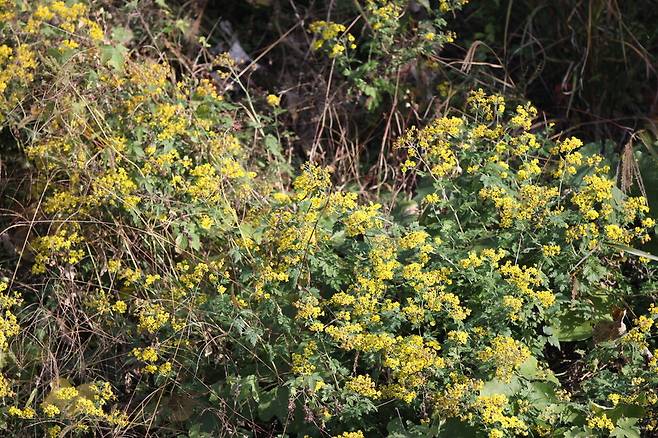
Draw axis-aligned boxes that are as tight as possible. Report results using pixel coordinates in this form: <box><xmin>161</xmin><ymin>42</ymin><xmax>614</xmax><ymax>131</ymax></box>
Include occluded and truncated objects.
<box><xmin>0</xmin><ymin>0</ymin><xmax>657</xmax><ymax>437</ymax></box>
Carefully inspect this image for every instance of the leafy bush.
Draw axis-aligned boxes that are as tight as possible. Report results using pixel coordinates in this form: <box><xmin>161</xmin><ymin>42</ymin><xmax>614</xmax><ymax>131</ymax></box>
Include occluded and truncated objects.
<box><xmin>1</xmin><ymin>1</ymin><xmax>657</xmax><ymax>437</ymax></box>
<box><xmin>215</xmin><ymin>0</ymin><xmax>474</xmax><ymax>184</ymax></box>
<box><xmin>308</xmin><ymin>0</ymin><xmax>467</xmax><ymax>112</ymax></box>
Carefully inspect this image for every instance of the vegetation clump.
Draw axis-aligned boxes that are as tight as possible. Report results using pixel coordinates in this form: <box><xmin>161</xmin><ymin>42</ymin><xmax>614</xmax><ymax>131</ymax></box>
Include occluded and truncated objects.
<box><xmin>0</xmin><ymin>0</ymin><xmax>657</xmax><ymax>437</ymax></box>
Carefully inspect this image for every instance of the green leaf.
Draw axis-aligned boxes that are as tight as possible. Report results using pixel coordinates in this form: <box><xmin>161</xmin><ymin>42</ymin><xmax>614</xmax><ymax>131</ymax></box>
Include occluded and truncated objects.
<box><xmin>480</xmin><ymin>377</ymin><xmax>522</xmax><ymax>396</ymax></box>
<box><xmin>551</xmin><ymin>311</ymin><xmax>594</xmax><ymax>341</ymax></box>
<box><xmin>518</xmin><ymin>356</ymin><xmax>540</xmax><ymax>379</ymax></box>
<box><xmin>437</xmin><ymin>419</ymin><xmax>478</xmax><ymax>437</ymax></box>
<box><xmin>562</xmin><ymin>428</ymin><xmax>591</xmax><ymax>438</ymax></box>
<box><xmin>526</xmin><ymin>382</ymin><xmax>558</xmax><ymax>408</ymax></box>
<box><xmin>111</xmin><ymin>26</ymin><xmax>133</xmax><ymax>45</ymax></box>
<box><xmin>611</xmin><ymin>417</ymin><xmax>641</xmax><ymax>438</ymax></box>
<box><xmin>175</xmin><ymin>233</ymin><xmax>188</xmax><ymax>252</ymax></box>
<box><xmin>237</xmin><ymin>375</ymin><xmax>259</xmax><ymax>403</ymax></box>
<box><xmin>187</xmin><ymin>223</ymin><xmax>201</xmax><ymax>251</ymax></box>
<box><xmin>258</xmin><ymin>387</ymin><xmax>289</xmax><ymax>422</ymax></box>
<box><xmin>386</xmin><ymin>418</ymin><xmax>431</xmax><ymax>437</ymax></box>
<box><xmin>100</xmin><ymin>45</ymin><xmax>128</xmax><ymax>72</ymax></box>
<box><xmin>605</xmin><ymin>242</ymin><xmax>658</xmax><ymax>262</ymax></box>
<box><xmin>264</xmin><ymin>134</ymin><xmax>284</xmax><ymax>161</ymax></box>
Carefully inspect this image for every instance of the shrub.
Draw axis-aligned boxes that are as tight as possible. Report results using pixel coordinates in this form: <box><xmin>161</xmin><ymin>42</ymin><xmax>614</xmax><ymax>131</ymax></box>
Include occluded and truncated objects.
<box><xmin>0</xmin><ymin>1</ymin><xmax>657</xmax><ymax>437</ymax></box>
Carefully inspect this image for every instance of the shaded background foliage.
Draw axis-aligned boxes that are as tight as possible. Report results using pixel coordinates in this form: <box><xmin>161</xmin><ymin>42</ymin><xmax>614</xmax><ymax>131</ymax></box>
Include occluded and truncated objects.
<box><xmin>453</xmin><ymin>0</ymin><xmax>658</xmax><ymax>143</ymax></box>
<box><xmin>183</xmin><ymin>0</ymin><xmax>658</xmax><ymax>163</ymax></box>
<box><xmin>186</xmin><ymin>0</ymin><xmax>658</xmax><ymax>241</ymax></box>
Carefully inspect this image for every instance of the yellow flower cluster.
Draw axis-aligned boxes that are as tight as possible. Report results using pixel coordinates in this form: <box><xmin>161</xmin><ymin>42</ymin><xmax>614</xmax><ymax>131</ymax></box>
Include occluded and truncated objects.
<box><xmin>266</xmin><ymin>94</ymin><xmax>280</xmax><ymax>107</ymax></box>
<box><xmin>332</xmin><ymin>432</ymin><xmax>364</xmax><ymax>438</ymax></box>
<box><xmin>516</xmin><ymin>159</ymin><xmax>542</xmax><ymax>181</ymax></box>
<box><xmin>636</xmin><ymin>315</ymin><xmax>654</xmax><ymax>333</ymax></box>
<box><xmin>396</xmin><ymin>117</ymin><xmax>464</xmax><ymax>177</ymax></box>
<box><xmin>478</xmin><ymin>336</ymin><xmax>531</xmax><ymax>381</ymax></box>
<box><xmin>0</xmin><ymin>281</ymin><xmax>20</xmax><ymax>351</ymax></box>
<box><xmin>587</xmin><ymin>413</ymin><xmax>615</xmax><ymax>431</ymax></box>
<box><xmin>458</xmin><ymin>249</ymin><xmax>505</xmax><ymax>270</ymax></box>
<box><xmin>571</xmin><ymin>174</ymin><xmax>615</xmax><ymax>220</ymax></box>
<box><xmin>43</xmin><ymin>381</ymin><xmax>128</xmax><ymax>428</ymax></box>
<box><xmin>86</xmin><ymin>289</ymin><xmax>127</xmax><ymax>316</ymax></box>
<box><xmin>309</xmin><ymin>21</ymin><xmax>345</xmax><ymax>45</ymax></box>
<box><xmin>136</xmin><ymin>301</ymin><xmax>170</xmax><ymax>334</ymax></box>
<box><xmin>510</xmin><ymin>103</ymin><xmax>537</xmax><ymax>130</ymax></box>
<box><xmin>311</xmin><ymin>218</ymin><xmax>463</xmax><ymax>381</ymax></box>
<box><xmin>426</xmin><ymin>290</ymin><xmax>470</xmax><ymax>322</ymax></box>
<box><xmin>219</xmin><ymin>157</ymin><xmax>255</xmax><ymax>180</ymax></box>
<box><xmin>50</xmin><ymin>1</ymin><xmax>86</xmax><ymax>24</ymax></box>
<box><xmin>624</xmin><ymin>196</ymin><xmax>651</xmax><ymax>222</ymax></box>
<box><xmin>439</xmin><ymin>0</ymin><xmax>470</xmax><ymax>12</ymax></box>
<box><xmin>474</xmin><ymin>394</ymin><xmax>528</xmax><ymax>435</ymax></box>
<box><xmin>0</xmin><ymin>43</ymin><xmax>37</xmax><ymax>123</ymax></box>
<box><xmin>292</xmin><ymin>342</ymin><xmax>317</xmax><ymax>375</ymax></box>
<box><xmin>369</xmin><ymin>235</ymin><xmax>401</xmax><ymax>282</ymax></box>
<box><xmin>187</xmin><ymin>163</ymin><xmax>223</xmax><ymax>202</ymax></box>
<box><xmin>346</xmin><ymin>374</ymin><xmax>381</xmax><ymax>399</ymax></box>
<box><xmin>502</xmin><ymin>295</ymin><xmax>523</xmax><ymax>321</ymax></box>
<box><xmin>309</xmin><ymin>21</ymin><xmax>356</xmax><ymax>57</ymax></box>
<box><xmin>92</xmin><ymin>167</ymin><xmax>140</xmax><ymax>209</ymax></box>
<box><xmin>479</xmin><ymin>184</ymin><xmax>559</xmax><ymax>228</ymax></box>
<box><xmin>0</xmin><ymin>0</ymin><xmax>16</xmax><ymax>21</ymax></box>
<box><xmin>0</xmin><ymin>372</ymin><xmax>13</xmax><ymax>398</ymax></box>
<box><xmin>563</xmin><ymin>170</ymin><xmax>653</xmax><ymax>246</ymax></box>
<box><xmin>31</xmin><ymin>228</ymin><xmax>85</xmax><ymax>274</ymax></box>
<box><xmin>127</xmin><ymin>61</ymin><xmax>170</xmax><ymax>99</ymax></box>
<box><xmin>133</xmin><ymin>346</ymin><xmax>158</xmax><ymax>363</ymax></box>
<box><xmin>551</xmin><ymin>137</ymin><xmax>588</xmax><ymax>177</ymax></box>
<box><xmin>42</xmin><ymin>403</ymin><xmax>60</xmax><ymax>417</ymax></box>
<box><xmin>43</xmin><ymin>190</ymin><xmax>86</xmax><ymax>215</ymax></box>
<box><xmin>7</xmin><ymin>406</ymin><xmax>36</xmax><ymax>419</ymax></box>
<box><xmin>55</xmin><ymin>386</ymin><xmax>79</xmax><ymax>401</ymax></box>
<box><xmin>152</xmin><ymin>103</ymin><xmax>188</xmax><ymax>142</ymax></box>
<box><xmin>132</xmin><ymin>347</ymin><xmax>172</xmax><ymax>375</ymax></box>
<box><xmin>194</xmin><ymin>78</ymin><xmax>222</xmax><ymax>101</ymax></box>
<box><xmin>399</xmin><ymin>230</ymin><xmax>432</xmax><ymax>250</ymax></box>
<box><xmin>541</xmin><ymin>244</ymin><xmax>561</xmax><ymax>257</ymax></box>
<box><xmin>498</xmin><ymin>262</ymin><xmax>541</xmax><ymax>294</ymax></box>
<box><xmin>344</xmin><ymin>203</ymin><xmax>383</xmax><ymax>236</ymax></box>
<box><xmin>2</xmin><ymin>1</ymin><xmax>106</xmax><ymax>123</ymax></box>
<box><xmin>382</xmin><ymin>335</ymin><xmax>444</xmax><ymax>402</ymax></box>
<box><xmin>178</xmin><ymin>261</ymin><xmax>220</xmax><ymax>291</ymax></box>
<box><xmin>498</xmin><ymin>261</ymin><xmax>555</xmax><ymax>310</ymax></box>
<box><xmin>467</xmin><ymin>89</ymin><xmax>506</xmax><ymax>121</ymax></box>
<box><xmin>366</xmin><ymin>0</ymin><xmax>403</xmax><ymax>30</ymax></box>
<box><xmin>294</xmin><ymin>295</ymin><xmax>323</xmax><ymax>320</ymax></box>
<box><xmin>434</xmin><ymin>374</ymin><xmax>484</xmax><ymax>418</ymax></box>
<box><xmin>447</xmin><ymin>330</ymin><xmax>469</xmax><ymax>344</ymax></box>
<box><xmin>293</xmin><ymin>163</ymin><xmax>332</xmax><ymax>200</ymax></box>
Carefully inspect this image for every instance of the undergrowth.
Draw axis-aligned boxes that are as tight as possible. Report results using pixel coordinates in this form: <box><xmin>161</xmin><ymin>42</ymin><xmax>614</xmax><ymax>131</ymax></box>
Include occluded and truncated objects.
<box><xmin>0</xmin><ymin>1</ymin><xmax>657</xmax><ymax>437</ymax></box>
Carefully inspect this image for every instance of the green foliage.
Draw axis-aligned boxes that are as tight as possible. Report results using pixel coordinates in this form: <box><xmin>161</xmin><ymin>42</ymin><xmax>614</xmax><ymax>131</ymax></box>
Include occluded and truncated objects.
<box><xmin>0</xmin><ymin>1</ymin><xmax>657</xmax><ymax>438</ymax></box>
<box><xmin>308</xmin><ymin>0</ymin><xmax>466</xmax><ymax>112</ymax></box>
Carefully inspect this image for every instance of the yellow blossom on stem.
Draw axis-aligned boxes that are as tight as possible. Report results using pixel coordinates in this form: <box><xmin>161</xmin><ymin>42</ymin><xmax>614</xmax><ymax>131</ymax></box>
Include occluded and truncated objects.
<box><xmin>266</xmin><ymin>94</ymin><xmax>280</xmax><ymax>107</ymax></box>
